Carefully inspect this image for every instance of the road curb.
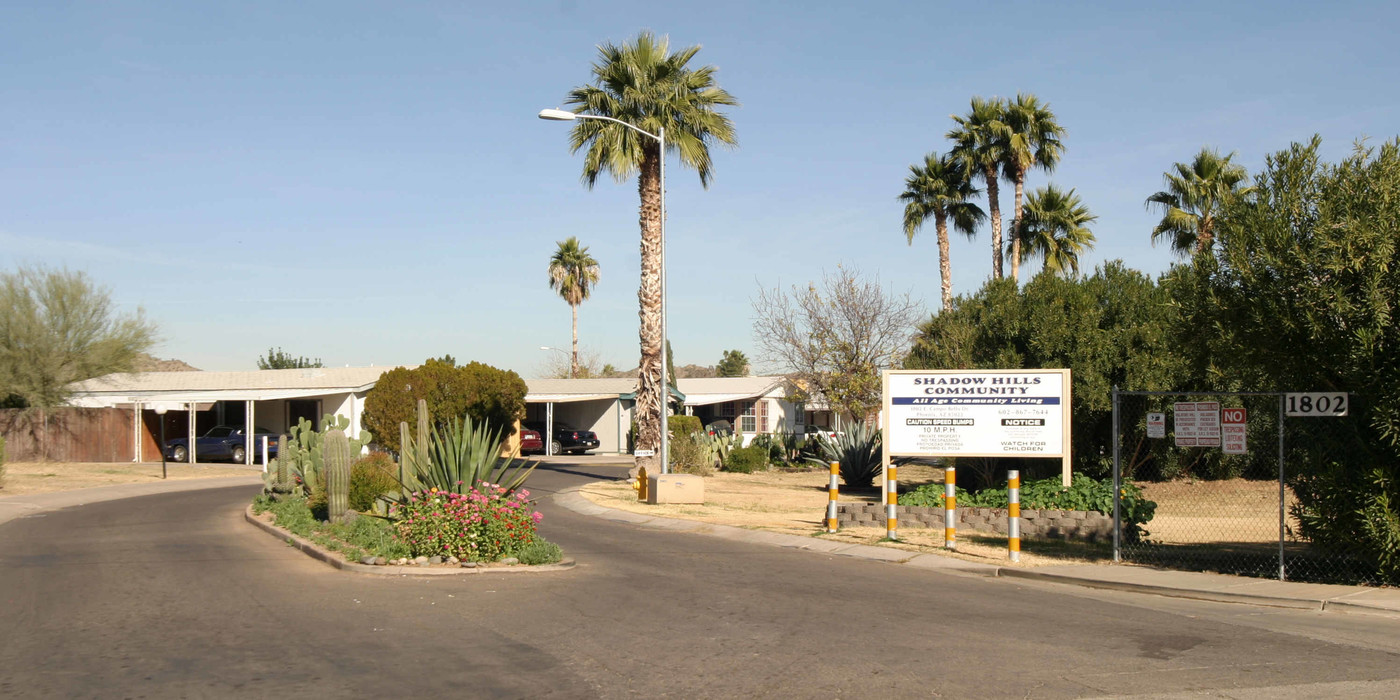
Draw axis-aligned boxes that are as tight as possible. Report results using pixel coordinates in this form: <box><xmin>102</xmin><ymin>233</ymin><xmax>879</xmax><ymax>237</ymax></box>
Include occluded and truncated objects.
<box><xmin>994</xmin><ymin>567</ymin><xmax>1326</xmax><ymax>611</ymax></box>
<box><xmin>243</xmin><ymin>505</ymin><xmax>576</xmax><ymax>576</ymax></box>
<box><xmin>557</xmin><ymin>483</ymin><xmax>1400</xmax><ymax>618</ymax></box>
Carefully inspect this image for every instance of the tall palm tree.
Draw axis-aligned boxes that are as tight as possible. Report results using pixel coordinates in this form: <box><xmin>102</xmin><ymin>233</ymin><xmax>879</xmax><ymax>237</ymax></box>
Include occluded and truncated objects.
<box><xmin>1001</xmin><ymin>93</ymin><xmax>1066</xmax><ymax>282</ymax></box>
<box><xmin>899</xmin><ymin>152</ymin><xmax>985</xmax><ymax>311</ymax></box>
<box><xmin>948</xmin><ymin>97</ymin><xmax>1010</xmax><ymax>280</ymax></box>
<box><xmin>1145</xmin><ymin>148</ymin><xmax>1253</xmax><ymax>256</ymax></box>
<box><xmin>1010</xmin><ymin>184</ymin><xmax>1097</xmax><ymax>277</ymax></box>
<box><xmin>560</xmin><ymin>31</ymin><xmax>738</xmax><ymax>472</ymax></box>
<box><xmin>547</xmin><ymin>237</ymin><xmax>601</xmax><ymax>378</ymax></box>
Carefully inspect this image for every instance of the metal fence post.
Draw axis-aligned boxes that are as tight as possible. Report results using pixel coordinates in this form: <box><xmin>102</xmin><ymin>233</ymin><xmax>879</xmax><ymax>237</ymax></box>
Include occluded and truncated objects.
<box><xmin>1112</xmin><ymin>386</ymin><xmax>1121</xmax><ymax>563</ymax></box>
<box><xmin>1278</xmin><ymin>393</ymin><xmax>1286</xmax><ymax>582</ymax></box>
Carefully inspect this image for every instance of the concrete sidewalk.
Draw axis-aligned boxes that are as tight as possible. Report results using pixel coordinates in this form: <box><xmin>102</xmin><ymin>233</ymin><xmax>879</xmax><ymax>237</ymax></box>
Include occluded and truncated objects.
<box><xmin>554</xmin><ymin>486</ymin><xmax>1400</xmax><ymax>620</ymax></box>
<box><xmin>0</xmin><ymin>475</ymin><xmax>262</xmax><ymax>527</ymax></box>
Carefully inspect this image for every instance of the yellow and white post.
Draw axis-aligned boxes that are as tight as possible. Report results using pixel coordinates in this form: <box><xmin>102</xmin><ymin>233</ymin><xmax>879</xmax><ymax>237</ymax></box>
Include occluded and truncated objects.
<box><xmin>1008</xmin><ymin>469</ymin><xmax>1020</xmax><ymax>562</ymax></box>
<box><xmin>886</xmin><ymin>463</ymin><xmax>898</xmax><ymax>541</ymax></box>
<box><xmin>944</xmin><ymin>466</ymin><xmax>957</xmax><ymax>549</ymax></box>
<box><xmin>826</xmin><ymin>461</ymin><xmax>840</xmax><ymax>533</ymax></box>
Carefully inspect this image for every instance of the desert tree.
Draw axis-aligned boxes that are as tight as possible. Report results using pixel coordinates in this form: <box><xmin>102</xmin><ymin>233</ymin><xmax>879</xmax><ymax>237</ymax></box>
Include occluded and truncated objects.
<box><xmin>752</xmin><ymin>267</ymin><xmax>923</xmax><ymax>422</ymax></box>
<box><xmin>0</xmin><ymin>266</ymin><xmax>157</xmax><ymax>459</ymax></box>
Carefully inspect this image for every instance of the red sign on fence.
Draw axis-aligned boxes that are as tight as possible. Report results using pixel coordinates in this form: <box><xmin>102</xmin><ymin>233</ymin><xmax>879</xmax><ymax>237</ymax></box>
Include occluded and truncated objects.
<box><xmin>1222</xmin><ymin>407</ymin><xmax>1247</xmax><ymax>455</ymax></box>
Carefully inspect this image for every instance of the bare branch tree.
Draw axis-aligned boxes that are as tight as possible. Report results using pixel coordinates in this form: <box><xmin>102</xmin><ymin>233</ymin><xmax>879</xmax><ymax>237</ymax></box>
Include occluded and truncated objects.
<box><xmin>751</xmin><ymin>267</ymin><xmax>924</xmax><ymax>421</ymax></box>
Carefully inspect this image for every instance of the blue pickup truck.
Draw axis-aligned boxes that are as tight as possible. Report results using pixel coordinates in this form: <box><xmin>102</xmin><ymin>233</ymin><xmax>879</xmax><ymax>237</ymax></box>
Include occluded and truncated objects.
<box><xmin>164</xmin><ymin>426</ymin><xmax>280</xmax><ymax>463</ymax></box>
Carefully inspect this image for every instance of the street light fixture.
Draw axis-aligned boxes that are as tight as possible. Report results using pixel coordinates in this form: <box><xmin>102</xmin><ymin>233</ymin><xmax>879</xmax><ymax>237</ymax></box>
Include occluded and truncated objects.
<box><xmin>538</xmin><ymin>108</ymin><xmax>670</xmax><ymax>474</ymax></box>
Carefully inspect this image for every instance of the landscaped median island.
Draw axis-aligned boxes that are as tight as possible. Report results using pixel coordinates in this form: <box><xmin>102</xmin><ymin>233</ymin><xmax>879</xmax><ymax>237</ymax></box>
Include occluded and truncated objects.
<box><xmin>250</xmin><ymin>401</ymin><xmax>567</xmax><ymax>573</ymax></box>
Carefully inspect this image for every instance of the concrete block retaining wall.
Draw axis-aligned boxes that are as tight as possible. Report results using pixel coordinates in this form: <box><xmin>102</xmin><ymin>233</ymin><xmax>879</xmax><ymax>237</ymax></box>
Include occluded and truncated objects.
<box><xmin>835</xmin><ymin>503</ymin><xmax>1116</xmax><ymax>543</ymax></box>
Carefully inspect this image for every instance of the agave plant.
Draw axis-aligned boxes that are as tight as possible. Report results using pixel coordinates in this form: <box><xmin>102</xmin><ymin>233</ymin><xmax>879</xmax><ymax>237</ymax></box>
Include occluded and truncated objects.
<box><xmin>804</xmin><ymin>422</ymin><xmax>892</xmax><ymax>488</ymax></box>
<box><xmin>400</xmin><ymin>413</ymin><xmax>538</xmax><ymax>496</ymax></box>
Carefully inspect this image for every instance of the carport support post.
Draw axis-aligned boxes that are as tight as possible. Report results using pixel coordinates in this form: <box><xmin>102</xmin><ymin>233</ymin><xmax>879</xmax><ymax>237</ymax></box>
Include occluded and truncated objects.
<box><xmin>245</xmin><ymin>399</ymin><xmax>254</xmax><ymax>466</ymax></box>
<box><xmin>187</xmin><ymin>403</ymin><xmax>196</xmax><ymax>464</ymax></box>
<box><xmin>546</xmin><ymin>402</ymin><xmax>554</xmax><ymax>456</ymax></box>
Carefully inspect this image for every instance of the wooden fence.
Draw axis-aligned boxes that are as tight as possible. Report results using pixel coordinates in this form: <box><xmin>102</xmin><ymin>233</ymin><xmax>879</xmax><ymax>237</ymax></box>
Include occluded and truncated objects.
<box><xmin>0</xmin><ymin>407</ymin><xmax>140</xmax><ymax>462</ymax></box>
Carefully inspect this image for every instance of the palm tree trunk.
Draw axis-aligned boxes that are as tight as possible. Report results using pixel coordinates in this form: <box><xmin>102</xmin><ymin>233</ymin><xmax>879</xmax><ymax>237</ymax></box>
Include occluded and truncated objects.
<box><xmin>634</xmin><ymin>144</ymin><xmax>664</xmax><ymax>475</ymax></box>
<box><xmin>570</xmin><ymin>303</ymin><xmax>579</xmax><ymax>378</ymax></box>
<box><xmin>935</xmin><ymin>212</ymin><xmax>953</xmax><ymax>312</ymax></box>
<box><xmin>1010</xmin><ymin>174</ymin><xmax>1025</xmax><ymax>282</ymax></box>
<box><xmin>985</xmin><ymin>165</ymin><xmax>1003</xmax><ymax>280</ymax></box>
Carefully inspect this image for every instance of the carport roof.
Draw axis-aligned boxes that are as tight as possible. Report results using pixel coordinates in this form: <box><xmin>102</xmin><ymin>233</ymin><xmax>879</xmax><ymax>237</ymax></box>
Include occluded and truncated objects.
<box><xmin>67</xmin><ymin>366</ymin><xmax>402</xmax><ymax>405</ymax></box>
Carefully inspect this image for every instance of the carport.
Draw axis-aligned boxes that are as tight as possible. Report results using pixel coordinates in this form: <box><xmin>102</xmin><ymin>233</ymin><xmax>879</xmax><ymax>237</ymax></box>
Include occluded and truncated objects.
<box><xmin>525</xmin><ymin>378</ymin><xmax>638</xmax><ymax>455</ymax></box>
<box><xmin>65</xmin><ymin>367</ymin><xmax>390</xmax><ymax>465</ymax></box>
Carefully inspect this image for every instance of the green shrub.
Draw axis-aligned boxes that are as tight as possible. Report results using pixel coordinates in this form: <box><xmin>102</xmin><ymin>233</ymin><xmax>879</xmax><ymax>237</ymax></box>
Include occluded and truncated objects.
<box><xmin>667</xmin><ymin>415</ymin><xmax>702</xmax><ymax>437</ymax></box>
<box><xmin>1293</xmin><ymin>463</ymin><xmax>1400</xmax><ymax>583</ymax></box>
<box><xmin>350</xmin><ymin>452</ymin><xmax>400</xmax><ymax>511</ymax></box>
<box><xmin>669</xmin><ymin>433</ymin><xmax>713</xmax><ymax>476</ymax></box>
<box><xmin>327</xmin><ymin>513</ymin><xmax>411</xmax><ymax>559</ymax></box>
<box><xmin>724</xmin><ymin>445</ymin><xmax>768</xmax><ymax>474</ymax></box>
<box><xmin>362</xmin><ymin>358</ymin><xmax>528</xmax><ymax>452</ymax></box>
<box><xmin>517</xmin><ymin>538</ymin><xmax>563</xmax><ymax>565</ymax></box>
<box><xmin>803</xmin><ymin>422</ymin><xmax>886</xmax><ymax>488</ymax></box>
<box><xmin>902</xmin><ymin>475</ymin><xmax>1157</xmax><ymax>542</ymax></box>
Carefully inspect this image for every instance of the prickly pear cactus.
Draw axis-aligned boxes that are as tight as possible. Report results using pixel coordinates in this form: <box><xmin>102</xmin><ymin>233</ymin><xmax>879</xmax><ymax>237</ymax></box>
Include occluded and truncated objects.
<box><xmin>325</xmin><ymin>429</ymin><xmax>352</xmax><ymax>523</ymax></box>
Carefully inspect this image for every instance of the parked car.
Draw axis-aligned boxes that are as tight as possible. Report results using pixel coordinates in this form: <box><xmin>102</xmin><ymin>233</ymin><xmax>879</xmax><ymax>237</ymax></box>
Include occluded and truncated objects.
<box><xmin>517</xmin><ymin>426</ymin><xmax>545</xmax><ymax>455</ymax></box>
<box><xmin>704</xmin><ymin>419</ymin><xmax>733</xmax><ymax>437</ymax></box>
<box><xmin>165</xmin><ymin>425</ymin><xmax>280</xmax><ymax>463</ymax></box>
<box><xmin>803</xmin><ymin>425</ymin><xmax>845</xmax><ymax>442</ymax></box>
<box><xmin>523</xmin><ymin>420</ymin><xmax>600</xmax><ymax>455</ymax></box>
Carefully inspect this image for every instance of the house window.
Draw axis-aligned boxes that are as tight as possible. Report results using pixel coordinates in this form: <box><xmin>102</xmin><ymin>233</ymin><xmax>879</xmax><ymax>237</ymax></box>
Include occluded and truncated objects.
<box><xmin>720</xmin><ymin>401</ymin><xmax>736</xmax><ymax>418</ymax></box>
<box><xmin>738</xmin><ymin>400</ymin><xmax>768</xmax><ymax>433</ymax></box>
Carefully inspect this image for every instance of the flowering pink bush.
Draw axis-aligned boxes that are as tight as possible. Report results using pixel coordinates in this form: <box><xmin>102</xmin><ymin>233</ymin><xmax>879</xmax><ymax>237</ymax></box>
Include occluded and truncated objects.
<box><xmin>393</xmin><ymin>484</ymin><xmax>543</xmax><ymax>561</ymax></box>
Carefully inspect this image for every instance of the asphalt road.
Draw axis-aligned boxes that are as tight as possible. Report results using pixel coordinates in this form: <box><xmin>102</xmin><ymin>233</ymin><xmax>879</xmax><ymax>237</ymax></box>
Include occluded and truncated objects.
<box><xmin>2</xmin><ymin>461</ymin><xmax>1398</xmax><ymax>699</ymax></box>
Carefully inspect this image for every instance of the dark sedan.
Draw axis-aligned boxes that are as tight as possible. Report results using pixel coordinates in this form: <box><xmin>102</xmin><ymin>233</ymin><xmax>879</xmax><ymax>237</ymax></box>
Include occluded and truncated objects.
<box><xmin>524</xmin><ymin>420</ymin><xmax>600</xmax><ymax>455</ymax></box>
<box><xmin>165</xmin><ymin>425</ymin><xmax>280</xmax><ymax>463</ymax></box>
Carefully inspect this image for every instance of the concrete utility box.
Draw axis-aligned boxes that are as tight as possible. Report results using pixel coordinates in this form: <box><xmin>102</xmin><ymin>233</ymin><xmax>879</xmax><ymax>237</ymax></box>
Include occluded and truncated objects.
<box><xmin>647</xmin><ymin>474</ymin><xmax>705</xmax><ymax>505</ymax></box>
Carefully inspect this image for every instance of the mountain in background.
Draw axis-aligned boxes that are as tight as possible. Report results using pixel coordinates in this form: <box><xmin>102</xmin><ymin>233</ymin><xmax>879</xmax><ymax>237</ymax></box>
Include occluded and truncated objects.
<box><xmin>132</xmin><ymin>353</ymin><xmax>199</xmax><ymax>372</ymax></box>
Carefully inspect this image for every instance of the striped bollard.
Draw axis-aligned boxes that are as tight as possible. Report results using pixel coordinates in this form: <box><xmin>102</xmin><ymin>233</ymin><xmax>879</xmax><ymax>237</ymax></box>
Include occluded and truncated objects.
<box><xmin>826</xmin><ymin>461</ymin><xmax>840</xmax><ymax>532</ymax></box>
<box><xmin>886</xmin><ymin>464</ymin><xmax>898</xmax><ymax>541</ymax></box>
<box><xmin>1008</xmin><ymin>469</ymin><xmax>1020</xmax><ymax>562</ymax></box>
<box><xmin>945</xmin><ymin>466</ymin><xmax>957</xmax><ymax>549</ymax></box>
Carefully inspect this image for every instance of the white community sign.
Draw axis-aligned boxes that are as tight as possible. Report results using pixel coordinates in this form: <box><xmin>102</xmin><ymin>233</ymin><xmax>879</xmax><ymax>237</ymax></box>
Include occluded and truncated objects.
<box><xmin>882</xmin><ymin>369</ymin><xmax>1073</xmax><ymax>486</ymax></box>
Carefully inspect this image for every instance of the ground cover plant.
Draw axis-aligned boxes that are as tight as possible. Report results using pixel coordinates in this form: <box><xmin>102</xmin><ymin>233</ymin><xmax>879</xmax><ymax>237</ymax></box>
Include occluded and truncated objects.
<box><xmin>902</xmin><ymin>475</ymin><xmax>1157</xmax><ymax>541</ymax></box>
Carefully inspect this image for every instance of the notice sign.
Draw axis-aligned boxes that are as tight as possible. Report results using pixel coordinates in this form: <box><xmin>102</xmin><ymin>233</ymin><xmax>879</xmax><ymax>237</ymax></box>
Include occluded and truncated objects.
<box><xmin>1174</xmin><ymin>402</ymin><xmax>1221</xmax><ymax>447</ymax></box>
<box><xmin>1146</xmin><ymin>412</ymin><xmax>1166</xmax><ymax>439</ymax></box>
<box><xmin>883</xmin><ymin>369</ymin><xmax>1069</xmax><ymax>457</ymax></box>
<box><xmin>1222</xmin><ymin>407</ymin><xmax>1248</xmax><ymax>454</ymax></box>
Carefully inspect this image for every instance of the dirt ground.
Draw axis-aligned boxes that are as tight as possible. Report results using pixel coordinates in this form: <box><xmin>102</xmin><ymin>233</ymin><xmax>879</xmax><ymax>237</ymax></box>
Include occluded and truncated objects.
<box><xmin>1139</xmin><ymin>478</ymin><xmax>1299</xmax><ymax>544</ymax></box>
<box><xmin>0</xmin><ymin>461</ymin><xmax>261</xmax><ymax>497</ymax></box>
<box><xmin>578</xmin><ymin>466</ymin><xmax>1297</xmax><ymax>568</ymax></box>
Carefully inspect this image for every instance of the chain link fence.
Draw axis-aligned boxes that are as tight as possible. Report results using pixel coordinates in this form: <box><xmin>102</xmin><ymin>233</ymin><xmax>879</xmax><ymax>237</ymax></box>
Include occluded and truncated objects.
<box><xmin>1112</xmin><ymin>390</ymin><xmax>1383</xmax><ymax>585</ymax></box>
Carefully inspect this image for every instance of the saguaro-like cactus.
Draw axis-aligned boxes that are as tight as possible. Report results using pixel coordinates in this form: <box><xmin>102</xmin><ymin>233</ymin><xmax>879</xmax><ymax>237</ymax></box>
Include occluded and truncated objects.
<box><xmin>325</xmin><ymin>429</ymin><xmax>352</xmax><ymax>523</ymax></box>
<box><xmin>275</xmin><ymin>434</ymin><xmax>289</xmax><ymax>488</ymax></box>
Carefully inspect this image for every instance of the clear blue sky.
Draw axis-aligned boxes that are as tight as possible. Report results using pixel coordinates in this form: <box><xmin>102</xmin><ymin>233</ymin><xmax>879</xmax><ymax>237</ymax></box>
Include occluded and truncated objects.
<box><xmin>3</xmin><ymin>1</ymin><xmax>1397</xmax><ymax>377</ymax></box>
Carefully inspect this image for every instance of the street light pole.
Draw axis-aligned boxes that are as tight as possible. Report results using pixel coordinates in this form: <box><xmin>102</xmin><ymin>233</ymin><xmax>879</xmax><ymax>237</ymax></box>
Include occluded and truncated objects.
<box><xmin>539</xmin><ymin>108</ymin><xmax>670</xmax><ymax>474</ymax></box>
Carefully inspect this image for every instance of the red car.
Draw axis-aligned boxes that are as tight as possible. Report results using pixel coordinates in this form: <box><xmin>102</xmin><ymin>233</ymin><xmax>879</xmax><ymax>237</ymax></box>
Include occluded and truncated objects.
<box><xmin>518</xmin><ymin>426</ymin><xmax>544</xmax><ymax>455</ymax></box>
